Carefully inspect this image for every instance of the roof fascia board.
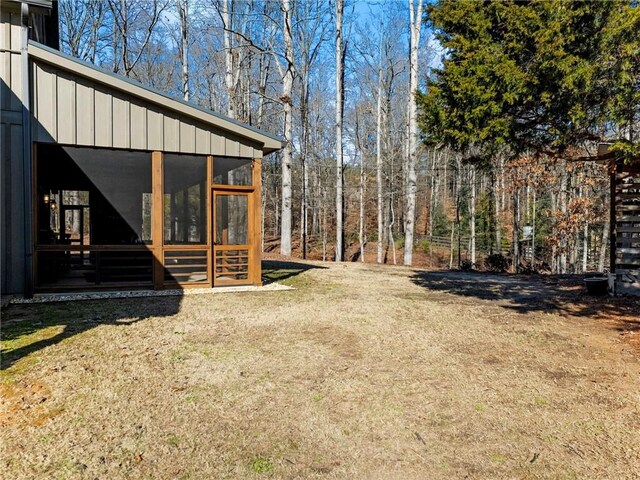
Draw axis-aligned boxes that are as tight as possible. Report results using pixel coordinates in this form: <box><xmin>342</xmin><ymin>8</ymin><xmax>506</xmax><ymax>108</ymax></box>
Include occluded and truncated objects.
<box><xmin>28</xmin><ymin>41</ymin><xmax>284</xmax><ymax>153</ymax></box>
<box><xmin>1</xmin><ymin>0</ymin><xmax>52</xmax><ymax>10</ymax></box>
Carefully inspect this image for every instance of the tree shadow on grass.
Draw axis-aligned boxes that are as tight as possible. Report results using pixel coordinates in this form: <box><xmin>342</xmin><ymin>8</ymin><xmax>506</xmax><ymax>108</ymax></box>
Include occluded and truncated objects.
<box><xmin>411</xmin><ymin>270</ymin><xmax>640</xmax><ymax>333</ymax></box>
<box><xmin>262</xmin><ymin>259</ymin><xmax>327</xmax><ymax>285</ymax></box>
<box><xmin>1</xmin><ymin>296</ymin><xmax>182</xmax><ymax>371</ymax></box>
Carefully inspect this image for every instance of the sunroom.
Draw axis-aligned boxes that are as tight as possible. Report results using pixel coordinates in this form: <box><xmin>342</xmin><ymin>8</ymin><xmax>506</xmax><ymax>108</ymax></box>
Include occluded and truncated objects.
<box><xmin>27</xmin><ymin>42</ymin><xmax>282</xmax><ymax>293</ymax></box>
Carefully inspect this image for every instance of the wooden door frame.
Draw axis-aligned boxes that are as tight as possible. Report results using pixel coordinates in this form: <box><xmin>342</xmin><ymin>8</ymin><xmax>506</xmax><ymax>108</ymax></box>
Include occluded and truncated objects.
<box><xmin>211</xmin><ymin>158</ymin><xmax>262</xmax><ymax>286</ymax></box>
<box><xmin>211</xmin><ymin>188</ymin><xmax>253</xmax><ymax>286</ymax></box>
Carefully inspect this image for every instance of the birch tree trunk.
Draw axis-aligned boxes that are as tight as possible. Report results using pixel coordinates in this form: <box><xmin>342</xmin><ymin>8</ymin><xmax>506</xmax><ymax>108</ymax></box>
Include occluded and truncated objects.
<box><xmin>359</xmin><ymin>152</ymin><xmax>366</xmax><ymax>262</ymax></box>
<box><xmin>455</xmin><ymin>155</ymin><xmax>462</xmax><ymax>268</ymax></box>
<box><xmin>559</xmin><ymin>162</ymin><xmax>568</xmax><ymax>273</ymax></box>
<box><xmin>470</xmin><ymin>165</ymin><xmax>476</xmax><ymax>266</ymax></box>
<box><xmin>178</xmin><ymin>0</ymin><xmax>189</xmax><ymax>100</ymax></box>
<box><xmin>532</xmin><ymin>189</ymin><xmax>536</xmax><ymax>264</ymax></box>
<box><xmin>335</xmin><ymin>0</ymin><xmax>345</xmax><ymax>261</ymax></box>
<box><xmin>493</xmin><ymin>167</ymin><xmax>501</xmax><ymax>253</ymax></box>
<box><xmin>598</xmin><ymin>219</ymin><xmax>609</xmax><ymax>272</ymax></box>
<box><xmin>513</xmin><ymin>188</ymin><xmax>520</xmax><ymax>272</ymax></box>
<box><xmin>376</xmin><ymin>51</ymin><xmax>384</xmax><ymax>264</ymax></box>
<box><xmin>403</xmin><ymin>0</ymin><xmax>424</xmax><ymax>266</ymax></box>
<box><xmin>221</xmin><ymin>0</ymin><xmax>235</xmax><ymax>119</ymax></box>
<box><xmin>582</xmin><ymin>222</ymin><xmax>589</xmax><ymax>273</ymax></box>
<box><xmin>280</xmin><ymin>0</ymin><xmax>295</xmax><ymax>256</ymax></box>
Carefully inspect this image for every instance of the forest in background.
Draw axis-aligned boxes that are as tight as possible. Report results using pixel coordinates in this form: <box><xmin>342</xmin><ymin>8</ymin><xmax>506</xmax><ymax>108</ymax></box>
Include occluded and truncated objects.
<box><xmin>57</xmin><ymin>0</ymin><xmax>640</xmax><ymax>273</ymax></box>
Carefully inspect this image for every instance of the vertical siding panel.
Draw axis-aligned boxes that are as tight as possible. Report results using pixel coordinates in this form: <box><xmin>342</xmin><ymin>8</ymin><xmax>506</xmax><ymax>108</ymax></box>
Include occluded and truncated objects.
<box><xmin>164</xmin><ymin>115</ymin><xmax>179</xmax><ymax>152</ymax></box>
<box><xmin>239</xmin><ymin>141</ymin><xmax>253</xmax><ymax>158</ymax></box>
<box><xmin>195</xmin><ymin>126</ymin><xmax>210</xmax><ymax>154</ymax></box>
<box><xmin>130</xmin><ymin>102</ymin><xmax>147</xmax><ymax>150</ymax></box>
<box><xmin>0</xmin><ymin>12</ymin><xmax>10</xmax><ymax>50</ymax></box>
<box><xmin>56</xmin><ymin>74</ymin><xmax>76</xmax><ymax>144</ymax></box>
<box><xmin>94</xmin><ymin>87</ymin><xmax>112</xmax><ymax>147</ymax></box>
<box><xmin>9</xmin><ymin>46</ymin><xmax>21</xmax><ymax>110</ymax></box>
<box><xmin>112</xmin><ymin>96</ymin><xmax>130</xmax><ymax>148</ymax></box>
<box><xmin>7</xmin><ymin>14</ymin><xmax>22</xmax><ymax>111</ymax></box>
<box><xmin>10</xmin><ymin>13</ymin><xmax>21</xmax><ymax>49</ymax></box>
<box><xmin>76</xmin><ymin>81</ymin><xmax>95</xmax><ymax>145</ymax></box>
<box><xmin>179</xmin><ymin>121</ymin><xmax>195</xmax><ymax>153</ymax></box>
<box><xmin>34</xmin><ymin>63</ymin><xmax>57</xmax><ymax>141</ymax></box>
<box><xmin>0</xmin><ymin>14</ymin><xmax>11</xmax><ymax>111</ymax></box>
<box><xmin>0</xmin><ymin>52</ymin><xmax>9</xmax><ymax>110</ymax></box>
<box><xmin>225</xmin><ymin>137</ymin><xmax>240</xmax><ymax>157</ymax></box>
<box><xmin>147</xmin><ymin>109</ymin><xmax>163</xmax><ymax>150</ymax></box>
<box><xmin>211</xmin><ymin>132</ymin><xmax>224</xmax><ymax>155</ymax></box>
<box><xmin>9</xmin><ymin>122</ymin><xmax>25</xmax><ymax>291</ymax></box>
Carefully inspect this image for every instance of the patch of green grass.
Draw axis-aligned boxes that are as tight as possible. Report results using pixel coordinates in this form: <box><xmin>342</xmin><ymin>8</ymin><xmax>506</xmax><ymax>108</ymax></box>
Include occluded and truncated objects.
<box><xmin>490</xmin><ymin>453</ymin><xmax>506</xmax><ymax>463</ymax></box>
<box><xmin>250</xmin><ymin>456</ymin><xmax>274</xmax><ymax>474</ymax></box>
<box><xmin>533</xmin><ymin>396</ymin><xmax>548</xmax><ymax>406</ymax></box>
<box><xmin>39</xmin><ymin>433</ymin><xmax>55</xmax><ymax>444</ymax></box>
<box><xmin>474</xmin><ymin>403</ymin><xmax>485</xmax><ymax>413</ymax></box>
<box><xmin>312</xmin><ymin>394</ymin><xmax>323</xmax><ymax>402</ymax></box>
<box><xmin>1</xmin><ymin>324</ymin><xmax>65</xmax><ymax>353</ymax></box>
<box><xmin>166</xmin><ymin>434</ymin><xmax>180</xmax><ymax>447</ymax></box>
<box><xmin>171</xmin><ymin>352</ymin><xmax>186</xmax><ymax>362</ymax></box>
<box><xmin>185</xmin><ymin>393</ymin><xmax>199</xmax><ymax>404</ymax></box>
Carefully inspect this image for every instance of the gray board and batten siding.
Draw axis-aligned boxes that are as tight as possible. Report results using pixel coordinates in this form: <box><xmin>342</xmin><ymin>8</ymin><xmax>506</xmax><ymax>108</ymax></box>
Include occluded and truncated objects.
<box><xmin>29</xmin><ymin>42</ymin><xmax>282</xmax><ymax>157</ymax></box>
<box><xmin>1</xmin><ymin>6</ymin><xmax>28</xmax><ymax>296</ymax></box>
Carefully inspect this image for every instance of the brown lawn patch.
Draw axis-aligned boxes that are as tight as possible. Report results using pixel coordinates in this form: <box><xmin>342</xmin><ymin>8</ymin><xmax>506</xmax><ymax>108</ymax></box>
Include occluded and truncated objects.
<box><xmin>1</xmin><ymin>260</ymin><xmax>639</xmax><ymax>479</ymax></box>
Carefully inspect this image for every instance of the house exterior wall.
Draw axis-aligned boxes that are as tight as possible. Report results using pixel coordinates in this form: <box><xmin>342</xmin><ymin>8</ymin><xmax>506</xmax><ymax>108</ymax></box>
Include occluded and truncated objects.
<box><xmin>30</xmin><ymin>60</ymin><xmax>264</xmax><ymax>159</ymax></box>
<box><xmin>1</xmin><ymin>8</ymin><xmax>26</xmax><ymax>294</ymax></box>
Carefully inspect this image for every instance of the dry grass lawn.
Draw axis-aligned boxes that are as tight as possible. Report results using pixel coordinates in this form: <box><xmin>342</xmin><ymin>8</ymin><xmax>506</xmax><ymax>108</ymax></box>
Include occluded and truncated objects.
<box><xmin>1</xmin><ymin>260</ymin><xmax>639</xmax><ymax>479</ymax></box>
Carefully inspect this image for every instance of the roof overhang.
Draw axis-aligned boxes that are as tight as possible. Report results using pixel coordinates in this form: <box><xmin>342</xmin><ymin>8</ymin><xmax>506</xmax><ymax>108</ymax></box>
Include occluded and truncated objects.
<box><xmin>0</xmin><ymin>0</ymin><xmax>52</xmax><ymax>12</ymax></box>
<box><xmin>27</xmin><ymin>41</ymin><xmax>284</xmax><ymax>155</ymax></box>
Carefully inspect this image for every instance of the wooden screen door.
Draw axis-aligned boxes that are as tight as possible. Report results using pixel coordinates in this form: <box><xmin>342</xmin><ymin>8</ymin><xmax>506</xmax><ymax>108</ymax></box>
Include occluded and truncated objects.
<box><xmin>212</xmin><ymin>190</ymin><xmax>252</xmax><ymax>286</ymax></box>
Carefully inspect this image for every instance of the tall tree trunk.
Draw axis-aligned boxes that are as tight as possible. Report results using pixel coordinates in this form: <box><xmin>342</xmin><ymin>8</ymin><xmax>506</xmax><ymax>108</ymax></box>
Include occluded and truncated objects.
<box><xmin>513</xmin><ymin>188</ymin><xmax>520</xmax><ymax>272</ymax></box>
<box><xmin>300</xmin><ymin>61</ymin><xmax>310</xmax><ymax>259</ymax></box>
<box><xmin>403</xmin><ymin>0</ymin><xmax>423</xmax><ymax>266</ymax></box>
<box><xmin>178</xmin><ymin>0</ymin><xmax>189</xmax><ymax>100</ymax></box>
<box><xmin>376</xmin><ymin>51</ymin><xmax>384</xmax><ymax>264</ymax></box>
<box><xmin>279</xmin><ymin>0</ymin><xmax>295</xmax><ymax>256</ymax></box>
<box><xmin>455</xmin><ymin>155</ymin><xmax>462</xmax><ymax>268</ymax></box>
<box><xmin>359</xmin><ymin>152</ymin><xmax>366</xmax><ymax>262</ymax></box>
<box><xmin>221</xmin><ymin>0</ymin><xmax>235</xmax><ymax>118</ymax></box>
<box><xmin>389</xmin><ymin>195</ymin><xmax>397</xmax><ymax>265</ymax></box>
<box><xmin>470</xmin><ymin>165</ymin><xmax>476</xmax><ymax>266</ymax></box>
<box><xmin>559</xmin><ymin>162</ymin><xmax>568</xmax><ymax>273</ymax></box>
<box><xmin>335</xmin><ymin>0</ymin><xmax>345</xmax><ymax>261</ymax></box>
<box><xmin>582</xmin><ymin>222</ymin><xmax>589</xmax><ymax>273</ymax></box>
<box><xmin>531</xmin><ymin>189</ymin><xmax>536</xmax><ymax>264</ymax></box>
<box><xmin>598</xmin><ymin>218</ymin><xmax>609</xmax><ymax>272</ymax></box>
<box><xmin>492</xmin><ymin>167</ymin><xmax>501</xmax><ymax>254</ymax></box>
<box><xmin>449</xmin><ymin>221</ymin><xmax>455</xmax><ymax>270</ymax></box>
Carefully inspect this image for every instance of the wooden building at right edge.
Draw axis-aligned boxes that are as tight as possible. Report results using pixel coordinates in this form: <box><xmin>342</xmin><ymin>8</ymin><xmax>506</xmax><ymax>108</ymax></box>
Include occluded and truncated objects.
<box><xmin>599</xmin><ymin>144</ymin><xmax>640</xmax><ymax>296</ymax></box>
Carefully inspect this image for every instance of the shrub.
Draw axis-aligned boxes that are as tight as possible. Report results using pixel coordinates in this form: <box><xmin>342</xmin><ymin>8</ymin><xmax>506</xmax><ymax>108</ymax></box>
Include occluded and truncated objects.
<box><xmin>484</xmin><ymin>253</ymin><xmax>510</xmax><ymax>272</ymax></box>
<box><xmin>418</xmin><ymin>239</ymin><xmax>431</xmax><ymax>254</ymax></box>
<box><xmin>460</xmin><ymin>259</ymin><xmax>474</xmax><ymax>271</ymax></box>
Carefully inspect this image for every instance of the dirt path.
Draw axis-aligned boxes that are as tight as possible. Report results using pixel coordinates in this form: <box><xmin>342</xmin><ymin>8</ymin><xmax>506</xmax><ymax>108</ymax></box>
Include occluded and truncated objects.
<box><xmin>2</xmin><ymin>261</ymin><xmax>639</xmax><ymax>479</ymax></box>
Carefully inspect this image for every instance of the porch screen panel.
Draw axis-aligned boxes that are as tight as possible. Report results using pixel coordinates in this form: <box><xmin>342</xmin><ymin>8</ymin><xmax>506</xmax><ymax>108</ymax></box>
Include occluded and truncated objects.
<box><xmin>215</xmin><ymin>195</ymin><xmax>248</xmax><ymax>245</ymax></box>
<box><xmin>35</xmin><ymin>145</ymin><xmax>154</xmax><ymax>289</ymax></box>
<box><xmin>164</xmin><ymin>154</ymin><xmax>208</xmax><ymax>244</ymax></box>
<box><xmin>213</xmin><ymin>157</ymin><xmax>252</xmax><ymax>186</ymax></box>
<box><xmin>59</xmin><ymin>147</ymin><xmax>152</xmax><ymax>245</ymax></box>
